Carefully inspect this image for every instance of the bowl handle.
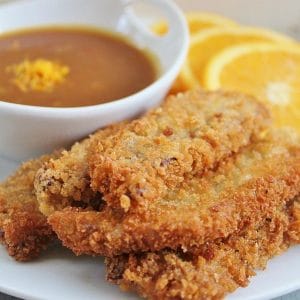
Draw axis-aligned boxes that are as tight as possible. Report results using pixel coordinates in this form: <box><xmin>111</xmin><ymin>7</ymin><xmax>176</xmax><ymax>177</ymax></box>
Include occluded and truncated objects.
<box><xmin>121</xmin><ymin>0</ymin><xmax>189</xmax><ymax>50</ymax></box>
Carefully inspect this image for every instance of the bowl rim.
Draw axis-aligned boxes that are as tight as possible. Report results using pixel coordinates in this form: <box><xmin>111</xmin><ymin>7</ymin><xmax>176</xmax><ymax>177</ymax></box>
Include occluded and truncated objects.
<box><xmin>0</xmin><ymin>0</ymin><xmax>189</xmax><ymax>116</ymax></box>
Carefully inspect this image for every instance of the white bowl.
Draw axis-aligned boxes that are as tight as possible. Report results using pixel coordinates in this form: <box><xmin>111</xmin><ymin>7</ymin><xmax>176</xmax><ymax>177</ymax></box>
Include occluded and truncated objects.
<box><xmin>0</xmin><ymin>0</ymin><xmax>189</xmax><ymax>161</ymax></box>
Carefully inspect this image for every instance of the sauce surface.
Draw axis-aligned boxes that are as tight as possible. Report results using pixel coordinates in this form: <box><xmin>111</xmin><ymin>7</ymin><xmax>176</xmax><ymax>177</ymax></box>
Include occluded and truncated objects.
<box><xmin>0</xmin><ymin>27</ymin><xmax>157</xmax><ymax>107</ymax></box>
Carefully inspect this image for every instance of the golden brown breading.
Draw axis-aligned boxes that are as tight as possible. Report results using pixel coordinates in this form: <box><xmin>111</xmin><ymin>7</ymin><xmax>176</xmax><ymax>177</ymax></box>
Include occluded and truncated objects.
<box><xmin>49</xmin><ymin>129</ymin><xmax>300</xmax><ymax>257</ymax></box>
<box><xmin>106</xmin><ymin>198</ymin><xmax>300</xmax><ymax>300</ymax></box>
<box><xmin>34</xmin><ymin>123</ymin><xmax>124</xmax><ymax>216</ymax></box>
<box><xmin>89</xmin><ymin>89</ymin><xmax>270</xmax><ymax>212</ymax></box>
<box><xmin>287</xmin><ymin>198</ymin><xmax>300</xmax><ymax>243</ymax></box>
<box><xmin>0</xmin><ymin>154</ymin><xmax>60</xmax><ymax>261</ymax></box>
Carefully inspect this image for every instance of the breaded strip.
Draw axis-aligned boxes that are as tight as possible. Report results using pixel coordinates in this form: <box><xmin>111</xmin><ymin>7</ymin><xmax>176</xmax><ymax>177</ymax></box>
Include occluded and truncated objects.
<box><xmin>288</xmin><ymin>198</ymin><xmax>300</xmax><ymax>243</ymax></box>
<box><xmin>49</xmin><ymin>130</ymin><xmax>300</xmax><ymax>257</ymax></box>
<box><xmin>106</xmin><ymin>198</ymin><xmax>300</xmax><ymax>300</ymax></box>
<box><xmin>0</xmin><ymin>154</ymin><xmax>60</xmax><ymax>261</ymax></box>
<box><xmin>34</xmin><ymin>123</ymin><xmax>124</xmax><ymax>216</ymax></box>
<box><xmin>89</xmin><ymin>89</ymin><xmax>270</xmax><ymax>212</ymax></box>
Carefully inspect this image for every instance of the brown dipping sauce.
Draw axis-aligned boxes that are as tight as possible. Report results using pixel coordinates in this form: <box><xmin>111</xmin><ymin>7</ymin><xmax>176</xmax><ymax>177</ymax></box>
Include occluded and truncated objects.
<box><xmin>0</xmin><ymin>27</ymin><xmax>158</xmax><ymax>107</ymax></box>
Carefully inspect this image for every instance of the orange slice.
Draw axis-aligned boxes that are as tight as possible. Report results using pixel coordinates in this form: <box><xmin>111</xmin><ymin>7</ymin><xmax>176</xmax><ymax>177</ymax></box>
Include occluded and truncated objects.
<box><xmin>186</xmin><ymin>12</ymin><xmax>237</xmax><ymax>35</ymax></box>
<box><xmin>204</xmin><ymin>43</ymin><xmax>300</xmax><ymax>131</ymax></box>
<box><xmin>152</xmin><ymin>12</ymin><xmax>237</xmax><ymax>36</ymax></box>
<box><xmin>181</xmin><ymin>27</ymin><xmax>296</xmax><ymax>89</ymax></box>
<box><xmin>152</xmin><ymin>12</ymin><xmax>237</xmax><ymax>94</ymax></box>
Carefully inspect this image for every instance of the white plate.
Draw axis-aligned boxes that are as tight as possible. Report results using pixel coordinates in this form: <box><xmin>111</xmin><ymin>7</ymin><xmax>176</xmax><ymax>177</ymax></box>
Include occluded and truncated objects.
<box><xmin>0</xmin><ymin>156</ymin><xmax>300</xmax><ymax>300</ymax></box>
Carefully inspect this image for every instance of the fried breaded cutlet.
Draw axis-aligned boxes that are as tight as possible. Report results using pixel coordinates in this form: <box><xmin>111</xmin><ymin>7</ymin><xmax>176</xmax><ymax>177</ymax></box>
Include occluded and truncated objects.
<box><xmin>89</xmin><ymin>89</ymin><xmax>270</xmax><ymax>212</ymax></box>
<box><xmin>35</xmin><ymin>90</ymin><xmax>269</xmax><ymax>217</ymax></box>
<box><xmin>34</xmin><ymin>123</ymin><xmax>124</xmax><ymax>216</ymax></box>
<box><xmin>0</xmin><ymin>154</ymin><xmax>60</xmax><ymax>261</ymax></box>
<box><xmin>289</xmin><ymin>199</ymin><xmax>300</xmax><ymax>243</ymax></box>
<box><xmin>49</xmin><ymin>129</ymin><xmax>300</xmax><ymax>257</ymax></box>
<box><xmin>106</xmin><ymin>197</ymin><xmax>300</xmax><ymax>300</ymax></box>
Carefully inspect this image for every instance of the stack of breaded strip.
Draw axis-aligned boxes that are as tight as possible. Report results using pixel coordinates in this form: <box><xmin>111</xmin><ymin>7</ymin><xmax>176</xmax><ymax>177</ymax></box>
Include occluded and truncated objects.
<box><xmin>1</xmin><ymin>90</ymin><xmax>300</xmax><ymax>299</ymax></box>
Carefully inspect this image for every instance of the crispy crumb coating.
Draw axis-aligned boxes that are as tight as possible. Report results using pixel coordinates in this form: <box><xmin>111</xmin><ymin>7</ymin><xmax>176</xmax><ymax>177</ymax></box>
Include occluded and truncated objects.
<box><xmin>49</xmin><ymin>129</ymin><xmax>300</xmax><ymax>257</ymax></box>
<box><xmin>287</xmin><ymin>198</ymin><xmax>300</xmax><ymax>243</ymax></box>
<box><xmin>105</xmin><ymin>198</ymin><xmax>300</xmax><ymax>300</ymax></box>
<box><xmin>0</xmin><ymin>154</ymin><xmax>59</xmax><ymax>261</ymax></box>
<box><xmin>34</xmin><ymin>124</ymin><xmax>124</xmax><ymax>216</ymax></box>
<box><xmin>89</xmin><ymin>89</ymin><xmax>270</xmax><ymax>212</ymax></box>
